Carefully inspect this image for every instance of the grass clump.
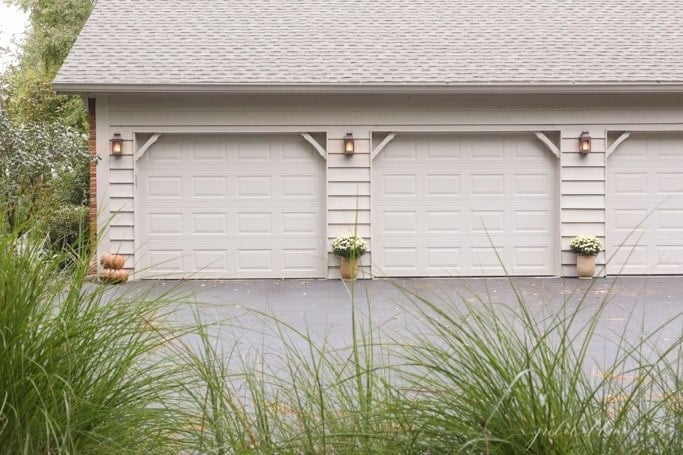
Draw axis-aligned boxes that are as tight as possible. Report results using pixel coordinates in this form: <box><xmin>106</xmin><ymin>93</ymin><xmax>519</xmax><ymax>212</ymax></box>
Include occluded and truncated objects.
<box><xmin>1</xmin><ymin>223</ymin><xmax>682</xmax><ymax>454</ymax></box>
<box><xmin>395</xmin><ymin>280</ymin><xmax>683</xmax><ymax>454</ymax></box>
<box><xmin>179</xmin><ymin>302</ymin><xmax>418</xmax><ymax>454</ymax></box>
<box><xmin>0</xmin><ymin>230</ymin><xmax>188</xmax><ymax>453</ymax></box>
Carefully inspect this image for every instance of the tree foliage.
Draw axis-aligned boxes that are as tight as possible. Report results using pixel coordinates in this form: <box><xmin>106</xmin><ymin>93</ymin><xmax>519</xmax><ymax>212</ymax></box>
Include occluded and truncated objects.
<box><xmin>0</xmin><ymin>110</ymin><xmax>89</xmax><ymax>231</ymax></box>
<box><xmin>2</xmin><ymin>0</ymin><xmax>95</xmax><ymax>131</ymax></box>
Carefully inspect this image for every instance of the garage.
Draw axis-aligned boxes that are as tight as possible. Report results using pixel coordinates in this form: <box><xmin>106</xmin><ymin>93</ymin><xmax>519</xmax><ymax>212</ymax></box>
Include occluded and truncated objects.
<box><xmin>606</xmin><ymin>133</ymin><xmax>683</xmax><ymax>274</ymax></box>
<box><xmin>372</xmin><ymin>133</ymin><xmax>558</xmax><ymax>277</ymax></box>
<box><xmin>136</xmin><ymin>134</ymin><xmax>327</xmax><ymax>279</ymax></box>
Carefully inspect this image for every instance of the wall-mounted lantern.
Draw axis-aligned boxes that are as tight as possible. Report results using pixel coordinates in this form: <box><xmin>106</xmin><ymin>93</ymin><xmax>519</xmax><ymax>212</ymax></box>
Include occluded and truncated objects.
<box><xmin>110</xmin><ymin>133</ymin><xmax>124</xmax><ymax>156</ymax></box>
<box><xmin>579</xmin><ymin>131</ymin><xmax>591</xmax><ymax>154</ymax></box>
<box><xmin>344</xmin><ymin>133</ymin><xmax>355</xmax><ymax>156</ymax></box>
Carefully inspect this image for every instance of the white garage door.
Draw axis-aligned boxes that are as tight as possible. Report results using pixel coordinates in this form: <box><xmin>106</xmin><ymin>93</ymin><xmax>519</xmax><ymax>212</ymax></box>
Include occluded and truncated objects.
<box><xmin>372</xmin><ymin>134</ymin><xmax>558</xmax><ymax>276</ymax></box>
<box><xmin>137</xmin><ymin>134</ymin><xmax>326</xmax><ymax>279</ymax></box>
<box><xmin>606</xmin><ymin>133</ymin><xmax>683</xmax><ymax>274</ymax></box>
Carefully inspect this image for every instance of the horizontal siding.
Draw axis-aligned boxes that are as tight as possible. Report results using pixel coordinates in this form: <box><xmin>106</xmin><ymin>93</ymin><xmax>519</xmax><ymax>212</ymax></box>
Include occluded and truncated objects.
<box><xmin>560</xmin><ymin>130</ymin><xmax>606</xmax><ymax>277</ymax></box>
<box><xmin>109</xmin><ymin>155</ymin><xmax>134</xmax><ymax>169</ymax></box>
<box><xmin>327</xmin><ymin>167</ymin><xmax>370</xmax><ymax>182</ymax></box>
<box><xmin>109</xmin><ymin>183</ymin><xmax>134</xmax><ymax>198</ymax></box>
<box><xmin>110</xmin><ymin>169</ymin><xmax>134</xmax><ymax>184</ymax></box>
<box><xmin>562</xmin><ymin>181</ymin><xmax>605</xmax><ymax>195</ymax></box>
<box><xmin>109</xmin><ymin>240</ymin><xmax>134</xmax><ymax>255</ymax></box>
<box><xmin>108</xmin><ymin>94</ymin><xmax>683</xmax><ymax>127</ymax></box>
<box><xmin>328</xmin><ymin>181</ymin><xmax>370</xmax><ymax>196</ymax></box>
<box><xmin>327</xmin><ymin>138</ymin><xmax>370</xmax><ymax>278</ymax></box>
<box><xmin>328</xmin><ymin>195</ymin><xmax>371</xmax><ymax>211</ymax></box>
<box><xmin>562</xmin><ymin>195</ymin><xmax>605</xmax><ymax>210</ymax></box>
<box><xmin>110</xmin><ymin>197</ymin><xmax>134</xmax><ymax>213</ymax></box>
<box><xmin>561</xmin><ymin>223</ymin><xmax>606</xmax><ymax>237</ymax></box>
<box><xmin>328</xmin><ymin>153</ymin><xmax>369</xmax><ymax>168</ymax></box>
<box><xmin>109</xmin><ymin>226</ymin><xmax>134</xmax><ymax>241</ymax></box>
<box><xmin>562</xmin><ymin>167</ymin><xmax>604</xmax><ymax>181</ymax></box>
<box><xmin>560</xmin><ymin>209</ymin><xmax>604</xmax><ymax>223</ymax></box>
<box><xmin>561</xmin><ymin>152</ymin><xmax>605</xmax><ymax>167</ymax></box>
<box><xmin>328</xmin><ymin>211</ymin><xmax>370</xmax><ymax>224</ymax></box>
<box><xmin>111</xmin><ymin>212</ymin><xmax>134</xmax><ymax>226</ymax></box>
<box><xmin>328</xmin><ymin>224</ymin><xmax>371</xmax><ymax>239</ymax></box>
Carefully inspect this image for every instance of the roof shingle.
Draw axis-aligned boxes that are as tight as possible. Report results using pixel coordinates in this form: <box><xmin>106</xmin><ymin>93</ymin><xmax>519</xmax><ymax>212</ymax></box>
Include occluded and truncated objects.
<box><xmin>53</xmin><ymin>0</ymin><xmax>683</xmax><ymax>91</ymax></box>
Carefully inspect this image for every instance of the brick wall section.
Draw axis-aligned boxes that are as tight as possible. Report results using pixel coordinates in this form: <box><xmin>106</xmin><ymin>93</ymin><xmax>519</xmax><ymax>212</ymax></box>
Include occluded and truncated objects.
<box><xmin>87</xmin><ymin>98</ymin><xmax>97</xmax><ymax>249</ymax></box>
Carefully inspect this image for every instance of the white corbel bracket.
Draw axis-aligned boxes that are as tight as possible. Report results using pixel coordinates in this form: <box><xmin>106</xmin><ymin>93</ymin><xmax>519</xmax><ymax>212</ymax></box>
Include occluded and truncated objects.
<box><xmin>301</xmin><ymin>133</ymin><xmax>327</xmax><ymax>159</ymax></box>
<box><xmin>371</xmin><ymin>133</ymin><xmax>396</xmax><ymax>160</ymax></box>
<box><xmin>534</xmin><ymin>132</ymin><xmax>560</xmax><ymax>158</ymax></box>
<box><xmin>606</xmin><ymin>132</ymin><xmax>631</xmax><ymax>159</ymax></box>
<box><xmin>135</xmin><ymin>134</ymin><xmax>162</xmax><ymax>161</ymax></box>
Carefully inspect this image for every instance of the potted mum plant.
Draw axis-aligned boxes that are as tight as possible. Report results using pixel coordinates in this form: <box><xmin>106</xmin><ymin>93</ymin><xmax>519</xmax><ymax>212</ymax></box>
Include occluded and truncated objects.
<box><xmin>569</xmin><ymin>235</ymin><xmax>602</xmax><ymax>279</ymax></box>
<box><xmin>331</xmin><ymin>234</ymin><xmax>367</xmax><ymax>280</ymax></box>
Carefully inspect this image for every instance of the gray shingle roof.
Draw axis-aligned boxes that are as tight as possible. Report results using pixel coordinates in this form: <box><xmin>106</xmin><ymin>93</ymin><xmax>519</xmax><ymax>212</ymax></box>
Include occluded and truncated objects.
<box><xmin>54</xmin><ymin>0</ymin><xmax>683</xmax><ymax>92</ymax></box>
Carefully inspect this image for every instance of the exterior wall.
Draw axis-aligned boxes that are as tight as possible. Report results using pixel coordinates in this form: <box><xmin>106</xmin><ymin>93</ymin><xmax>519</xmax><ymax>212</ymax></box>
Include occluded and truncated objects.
<box><xmin>93</xmin><ymin>93</ymin><xmax>683</xmax><ymax>278</ymax></box>
<box><xmin>87</xmin><ymin>98</ymin><xmax>97</xmax><ymax>250</ymax></box>
<box><xmin>560</xmin><ymin>128</ymin><xmax>606</xmax><ymax>276</ymax></box>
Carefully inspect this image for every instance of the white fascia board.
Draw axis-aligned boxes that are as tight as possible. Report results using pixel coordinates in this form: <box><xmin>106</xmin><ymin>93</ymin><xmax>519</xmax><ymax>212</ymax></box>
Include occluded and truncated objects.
<box><xmin>52</xmin><ymin>82</ymin><xmax>683</xmax><ymax>96</ymax></box>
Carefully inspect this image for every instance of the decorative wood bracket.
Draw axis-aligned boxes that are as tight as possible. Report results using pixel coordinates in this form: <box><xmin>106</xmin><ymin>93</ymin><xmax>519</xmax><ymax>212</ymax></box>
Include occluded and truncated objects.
<box><xmin>534</xmin><ymin>132</ymin><xmax>560</xmax><ymax>158</ymax></box>
<box><xmin>606</xmin><ymin>132</ymin><xmax>631</xmax><ymax>159</ymax></box>
<box><xmin>135</xmin><ymin>134</ymin><xmax>162</xmax><ymax>161</ymax></box>
<box><xmin>301</xmin><ymin>133</ymin><xmax>327</xmax><ymax>159</ymax></box>
<box><xmin>371</xmin><ymin>133</ymin><xmax>396</xmax><ymax>160</ymax></box>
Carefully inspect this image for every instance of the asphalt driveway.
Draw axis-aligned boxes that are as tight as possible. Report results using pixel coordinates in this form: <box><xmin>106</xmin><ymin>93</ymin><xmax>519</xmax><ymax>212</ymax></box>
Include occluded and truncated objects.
<box><xmin>121</xmin><ymin>276</ymin><xmax>683</xmax><ymax>365</ymax></box>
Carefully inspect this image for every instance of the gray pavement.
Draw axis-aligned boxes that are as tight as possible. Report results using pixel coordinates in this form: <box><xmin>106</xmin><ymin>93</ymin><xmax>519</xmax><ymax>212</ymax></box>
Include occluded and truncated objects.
<box><xmin>119</xmin><ymin>277</ymin><xmax>683</xmax><ymax>366</ymax></box>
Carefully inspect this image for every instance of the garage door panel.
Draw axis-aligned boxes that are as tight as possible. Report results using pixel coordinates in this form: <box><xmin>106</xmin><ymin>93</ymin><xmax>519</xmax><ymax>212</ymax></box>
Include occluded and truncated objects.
<box><xmin>191</xmin><ymin>139</ymin><xmax>228</xmax><ymax>161</ymax></box>
<box><xmin>426</xmin><ymin>211</ymin><xmax>460</xmax><ymax>233</ymax></box>
<box><xmin>147</xmin><ymin>250</ymin><xmax>184</xmax><ymax>273</ymax></box>
<box><xmin>192</xmin><ymin>212</ymin><xmax>228</xmax><ymax>234</ymax></box>
<box><xmin>606</xmin><ymin>133</ymin><xmax>683</xmax><ymax>274</ymax></box>
<box><xmin>426</xmin><ymin>174</ymin><xmax>461</xmax><ymax>196</ymax></box>
<box><xmin>192</xmin><ymin>250</ymin><xmax>229</xmax><ymax>272</ymax></box>
<box><xmin>193</xmin><ymin>176</ymin><xmax>229</xmax><ymax>198</ymax></box>
<box><xmin>658</xmin><ymin>209</ymin><xmax>683</xmax><ymax>231</ymax></box>
<box><xmin>512</xmin><ymin>246</ymin><xmax>552</xmax><ymax>271</ymax></box>
<box><xmin>146</xmin><ymin>176</ymin><xmax>183</xmax><ymax>199</ymax></box>
<box><xmin>514</xmin><ymin>174</ymin><xmax>552</xmax><ymax>196</ymax></box>
<box><xmin>137</xmin><ymin>134</ymin><xmax>326</xmax><ymax>278</ymax></box>
<box><xmin>657</xmin><ymin>173</ymin><xmax>683</xmax><ymax>195</ymax></box>
<box><xmin>145</xmin><ymin>212</ymin><xmax>184</xmax><ymax>235</ymax></box>
<box><xmin>425</xmin><ymin>248</ymin><xmax>461</xmax><ymax>271</ymax></box>
<box><xmin>514</xmin><ymin>210</ymin><xmax>552</xmax><ymax>233</ymax></box>
<box><xmin>470</xmin><ymin>174</ymin><xmax>505</xmax><ymax>196</ymax></box>
<box><xmin>373</xmin><ymin>134</ymin><xmax>557</xmax><ymax>277</ymax></box>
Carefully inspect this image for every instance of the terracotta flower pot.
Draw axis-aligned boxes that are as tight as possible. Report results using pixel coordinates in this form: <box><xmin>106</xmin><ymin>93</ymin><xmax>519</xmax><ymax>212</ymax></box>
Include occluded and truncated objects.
<box><xmin>339</xmin><ymin>257</ymin><xmax>358</xmax><ymax>281</ymax></box>
<box><xmin>100</xmin><ymin>253</ymin><xmax>125</xmax><ymax>270</ymax></box>
<box><xmin>576</xmin><ymin>254</ymin><xmax>596</xmax><ymax>279</ymax></box>
<box><xmin>98</xmin><ymin>269</ymin><xmax>129</xmax><ymax>284</ymax></box>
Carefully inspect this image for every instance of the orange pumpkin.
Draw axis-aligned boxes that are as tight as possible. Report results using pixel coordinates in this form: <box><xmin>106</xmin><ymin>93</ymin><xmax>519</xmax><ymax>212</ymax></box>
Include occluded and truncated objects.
<box><xmin>100</xmin><ymin>254</ymin><xmax>125</xmax><ymax>270</ymax></box>
<box><xmin>98</xmin><ymin>269</ymin><xmax>129</xmax><ymax>284</ymax></box>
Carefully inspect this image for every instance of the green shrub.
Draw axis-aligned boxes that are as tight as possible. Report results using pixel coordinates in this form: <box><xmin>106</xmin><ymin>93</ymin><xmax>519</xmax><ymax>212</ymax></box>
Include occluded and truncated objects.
<box><xmin>41</xmin><ymin>204</ymin><xmax>88</xmax><ymax>252</ymax></box>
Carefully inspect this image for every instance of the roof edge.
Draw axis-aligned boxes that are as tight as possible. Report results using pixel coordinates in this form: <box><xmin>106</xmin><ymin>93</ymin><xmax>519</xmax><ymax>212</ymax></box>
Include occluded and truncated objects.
<box><xmin>52</xmin><ymin>82</ymin><xmax>683</xmax><ymax>96</ymax></box>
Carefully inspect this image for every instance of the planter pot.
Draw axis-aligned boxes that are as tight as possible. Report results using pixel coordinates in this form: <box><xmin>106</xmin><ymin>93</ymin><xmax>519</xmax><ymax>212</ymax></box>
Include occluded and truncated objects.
<box><xmin>339</xmin><ymin>257</ymin><xmax>358</xmax><ymax>281</ymax></box>
<box><xmin>99</xmin><ymin>269</ymin><xmax>129</xmax><ymax>284</ymax></box>
<box><xmin>100</xmin><ymin>253</ymin><xmax>125</xmax><ymax>270</ymax></box>
<box><xmin>576</xmin><ymin>254</ymin><xmax>596</xmax><ymax>279</ymax></box>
